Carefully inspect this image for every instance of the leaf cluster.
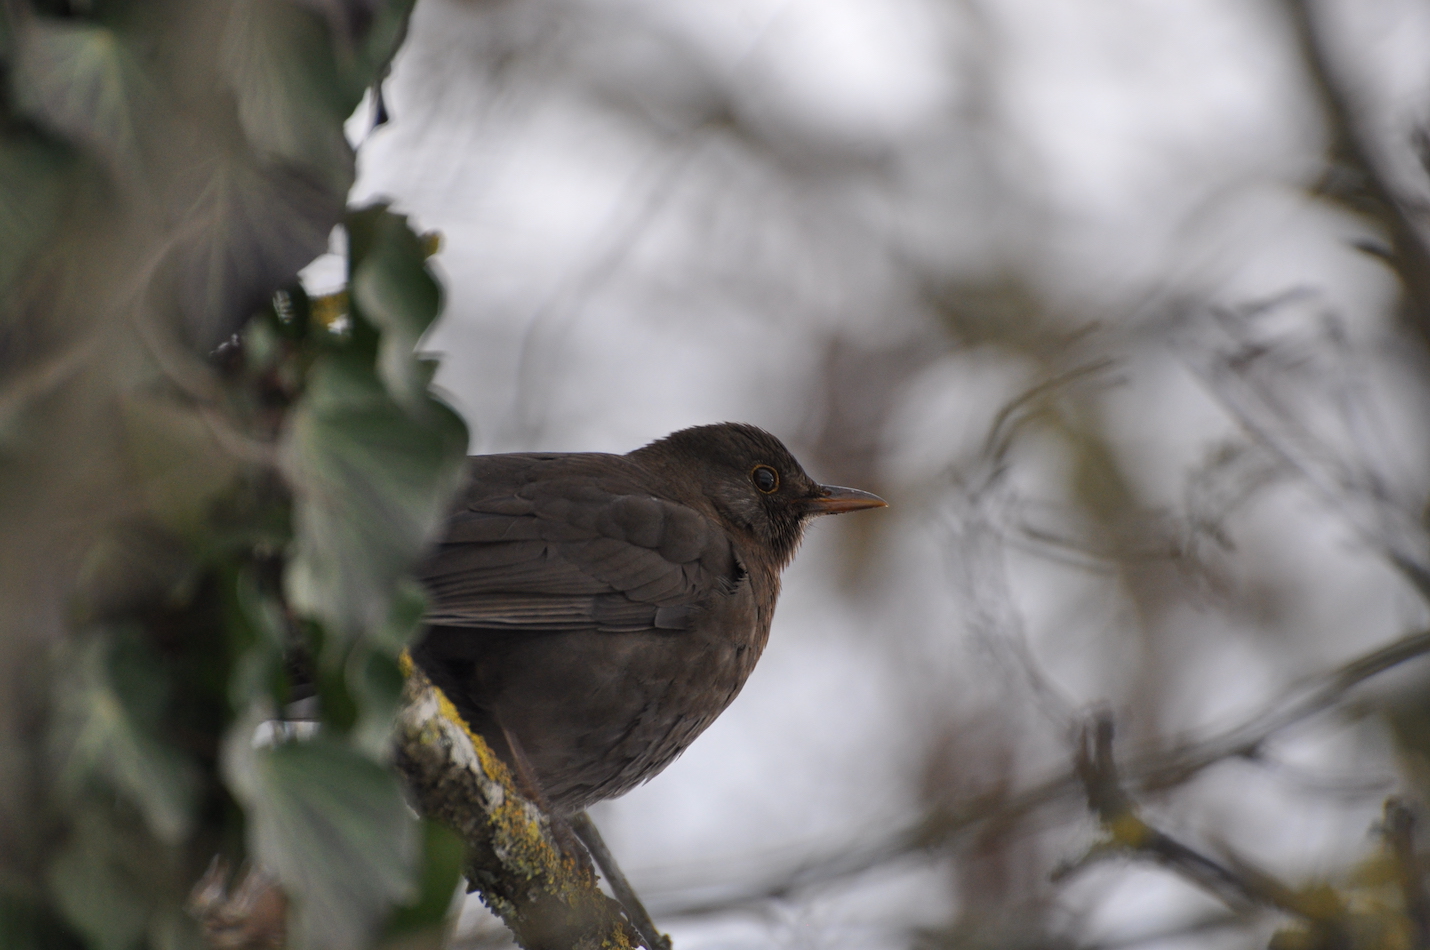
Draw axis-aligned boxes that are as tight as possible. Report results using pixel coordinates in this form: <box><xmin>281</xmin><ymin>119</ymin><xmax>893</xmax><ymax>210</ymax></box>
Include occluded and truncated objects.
<box><xmin>0</xmin><ymin>2</ymin><xmax>471</xmax><ymax>949</ymax></box>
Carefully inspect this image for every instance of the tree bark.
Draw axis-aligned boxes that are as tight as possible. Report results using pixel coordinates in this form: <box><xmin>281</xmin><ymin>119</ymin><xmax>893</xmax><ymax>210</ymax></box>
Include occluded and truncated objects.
<box><xmin>393</xmin><ymin>665</ymin><xmax>640</xmax><ymax>950</ymax></box>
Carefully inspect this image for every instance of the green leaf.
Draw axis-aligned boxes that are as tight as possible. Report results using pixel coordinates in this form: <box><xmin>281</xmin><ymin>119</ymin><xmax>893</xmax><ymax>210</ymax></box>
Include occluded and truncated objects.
<box><xmin>0</xmin><ymin>134</ymin><xmax>74</xmax><ymax>302</ymax></box>
<box><xmin>0</xmin><ymin>891</ymin><xmax>88</xmax><ymax>950</ymax></box>
<box><xmin>165</xmin><ymin>150</ymin><xmax>344</xmax><ymax>351</ymax></box>
<box><xmin>349</xmin><ymin>0</ymin><xmax>418</xmax><ymax>102</ymax></box>
<box><xmin>220</xmin><ymin>0</ymin><xmax>353</xmax><ymax>189</ymax></box>
<box><xmin>382</xmin><ymin>821</ymin><xmax>464</xmax><ymax>947</ymax></box>
<box><xmin>45</xmin><ymin>808</ymin><xmax>157</xmax><ymax>950</ymax></box>
<box><xmin>373</xmin><ymin>578</ymin><xmax>429</xmax><ymax>658</ymax></box>
<box><xmin>119</xmin><ymin>391</ymin><xmax>244</xmax><ymax>538</ymax></box>
<box><xmin>223</xmin><ymin>727</ymin><xmax>419</xmax><ymax>950</ymax></box>
<box><xmin>348</xmin><ymin>648</ymin><xmax>407</xmax><ymax>760</ymax></box>
<box><xmin>49</xmin><ymin>634</ymin><xmax>200</xmax><ymax>845</ymax></box>
<box><xmin>281</xmin><ymin>351</ymin><xmax>467</xmax><ymax>642</ymax></box>
<box><xmin>348</xmin><ymin>206</ymin><xmax>443</xmax><ymax>412</ymax></box>
<box><xmin>227</xmin><ymin>567</ymin><xmax>292</xmax><ymax>711</ymax></box>
<box><xmin>12</xmin><ymin>18</ymin><xmax>150</xmax><ymax>175</ymax></box>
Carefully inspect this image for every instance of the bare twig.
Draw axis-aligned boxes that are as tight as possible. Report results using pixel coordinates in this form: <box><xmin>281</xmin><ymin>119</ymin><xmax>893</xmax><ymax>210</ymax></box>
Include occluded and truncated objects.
<box><xmin>980</xmin><ymin>358</ymin><xmax>1120</xmax><ymax>475</ymax></box>
<box><xmin>942</xmin><ymin>486</ymin><xmax>1080</xmax><ymax>737</ymax></box>
<box><xmin>1280</xmin><ymin>0</ymin><xmax>1430</xmax><ymax>339</ymax></box>
<box><xmin>1186</xmin><ymin>303</ymin><xmax>1430</xmax><ymax>604</ymax></box>
<box><xmin>1064</xmin><ymin>714</ymin><xmax>1265</xmax><ymax>910</ymax></box>
<box><xmin>1064</xmin><ymin>712</ymin><xmax>1400</xmax><ymax>950</ymax></box>
<box><xmin>638</xmin><ymin>625</ymin><xmax>1430</xmax><ymax>922</ymax></box>
<box><xmin>1382</xmin><ymin>798</ymin><xmax>1430</xmax><ymax>950</ymax></box>
<box><xmin>188</xmin><ymin>858</ymin><xmax>287</xmax><ymax>950</ymax></box>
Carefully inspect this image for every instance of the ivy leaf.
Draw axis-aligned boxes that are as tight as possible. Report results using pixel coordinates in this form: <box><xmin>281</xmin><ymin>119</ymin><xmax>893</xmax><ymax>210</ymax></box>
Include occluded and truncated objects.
<box><xmin>382</xmin><ymin>820</ymin><xmax>465</xmax><ymax>946</ymax></box>
<box><xmin>221</xmin><ymin>0</ymin><xmax>354</xmax><ymax>190</ymax></box>
<box><xmin>164</xmin><ymin>151</ymin><xmax>343</xmax><ymax>351</ymax></box>
<box><xmin>281</xmin><ymin>351</ymin><xmax>467</xmax><ymax>643</ymax></box>
<box><xmin>349</xmin><ymin>648</ymin><xmax>407</xmax><ymax>760</ymax></box>
<box><xmin>48</xmin><ymin>634</ymin><xmax>200</xmax><ymax>846</ymax></box>
<box><xmin>45</xmin><ymin>809</ymin><xmax>158</xmax><ymax>950</ymax></box>
<box><xmin>0</xmin><ymin>134</ymin><xmax>74</xmax><ymax>301</ymax></box>
<box><xmin>119</xmin><ymin>392</ymin><xmax>244</xmax><ymax>538</ymax></box>
<box><xmin>348</xmin><ymin>205</ymin><xmax>443</xmax><ymax>412</ymax></box>
<box><xmin>227</xmin><ymin>567</ymin><xmax>295</xmax><ymax>712</ymax></box>
<box><xmin>289</xmin><ymin>0</ymin><xmax>417</xmax><ymax>106</ymax></box>
<box><xmin>223</xmin><ymin>726</ymin><xmax>419</xmax><ymax>950</ymax></box>
<box><xmin>11</xmin><ymin>17</ymin><xmax>151</xmax><ymax>176</ymax></box>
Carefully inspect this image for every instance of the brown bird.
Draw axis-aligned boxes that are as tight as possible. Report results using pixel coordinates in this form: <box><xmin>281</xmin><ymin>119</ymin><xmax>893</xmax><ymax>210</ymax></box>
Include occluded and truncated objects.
<box><xmin>410</xmin><ymin>423</ymin><xmax>885</xmax><ymax>946</ymax></box>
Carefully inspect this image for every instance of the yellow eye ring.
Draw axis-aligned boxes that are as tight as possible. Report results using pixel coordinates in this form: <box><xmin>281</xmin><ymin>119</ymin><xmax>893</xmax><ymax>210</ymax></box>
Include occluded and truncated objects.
<box><xmin>751</xmin><ymin>465</ymin><xmax>779</xmax><ymax>494</ymax></box>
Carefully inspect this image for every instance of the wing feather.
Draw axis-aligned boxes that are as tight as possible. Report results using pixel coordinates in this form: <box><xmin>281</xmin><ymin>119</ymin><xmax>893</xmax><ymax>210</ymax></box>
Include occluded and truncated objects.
<box><xmin>417</xmin><ymin>454</ymin><xmax>735</xmax><ymax>637</ymax></box>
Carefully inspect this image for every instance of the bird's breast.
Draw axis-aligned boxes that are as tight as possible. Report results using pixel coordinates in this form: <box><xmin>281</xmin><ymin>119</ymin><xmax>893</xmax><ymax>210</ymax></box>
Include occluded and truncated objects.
<box><xmin>479</xmin><ymin>580</ymin><xmax>773</xmax><ymax>812</ymax></box>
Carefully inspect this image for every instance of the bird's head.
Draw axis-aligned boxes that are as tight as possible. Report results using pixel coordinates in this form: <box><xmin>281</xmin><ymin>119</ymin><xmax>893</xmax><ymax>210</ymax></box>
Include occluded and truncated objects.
<box><xmin>629</xmin><ymin>422</ymin><xmax>886</xmax><ymax>569</ymax></box>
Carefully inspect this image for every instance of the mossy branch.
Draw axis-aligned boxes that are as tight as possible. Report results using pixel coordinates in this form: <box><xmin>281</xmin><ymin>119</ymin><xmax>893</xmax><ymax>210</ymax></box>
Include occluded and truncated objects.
<box><xmin>392</xmin><ymin>664</ymin><xmax>639</xmax><ymax>950</ymax></box>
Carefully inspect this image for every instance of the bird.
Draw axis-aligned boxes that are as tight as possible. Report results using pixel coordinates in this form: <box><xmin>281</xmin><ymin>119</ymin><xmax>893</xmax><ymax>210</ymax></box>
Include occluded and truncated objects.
<box><xmin>410</xmin><ymin>422</ymin><xmax>887</xmax><ymax>815</ymax></box>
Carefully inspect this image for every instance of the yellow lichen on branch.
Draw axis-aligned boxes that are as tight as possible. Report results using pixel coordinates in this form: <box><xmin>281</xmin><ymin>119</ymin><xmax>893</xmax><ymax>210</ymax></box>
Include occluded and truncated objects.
<box><xmin>393</xmin><ymin>659</ymin><xmax>638</xmax><ymax>950</ymax></box>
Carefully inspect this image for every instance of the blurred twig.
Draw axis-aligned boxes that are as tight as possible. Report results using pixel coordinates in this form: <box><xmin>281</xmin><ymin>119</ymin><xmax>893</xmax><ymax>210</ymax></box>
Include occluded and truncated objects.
<box><xmin>1185</xmin><ymin>300</ymin><xmax>1430</xmax><ymax>604</ymax></box>
<box><xmin>1061</xmin><ymin>713</ymin><xmax>1397</xmax><ymax>950</ymax></box>
<box><xmin>943</xmin><ymin>480</ymin><xmax>1081</xmax><ymax>737</ymax></box>
<box><xmin>1060</xmin><ymin>713</ymin><xmax>1276</xmax><ymax>911</ymax></box>
<box><xmin>639</xmin><ymin>622</ymin><xmax>1430</xmax><ymax>922</ymax></box>
<box><xmin>1382</xmin><ymin>798</ymin><xmax>1430</xmax><ymax>949</ymax></box>
<box><xmin>1280</xmin><ymin>0</ymin><xmax>1430</xmax><ymax>341</ymax></box>
<box><xmin>188</xmin><ymin>859</ymin><xmax>287</xmax><ymax>950</ymax></box>
<box><xmin>639</xmin><ymin>329</ymin><xmax>1430</xmax><ymax>920</ymax></box>
<box><xmin>980</xmin><ymin>357</ymin><xmax>1120</xmax><ymax>474</ymax></box>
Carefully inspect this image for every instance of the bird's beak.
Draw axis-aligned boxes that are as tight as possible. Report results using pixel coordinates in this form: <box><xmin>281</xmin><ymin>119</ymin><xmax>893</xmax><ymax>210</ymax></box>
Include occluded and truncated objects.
<box><xmin>806</xmin><ymin>485</ymin><xmax>888</xmax><ymax>515</ymax></box>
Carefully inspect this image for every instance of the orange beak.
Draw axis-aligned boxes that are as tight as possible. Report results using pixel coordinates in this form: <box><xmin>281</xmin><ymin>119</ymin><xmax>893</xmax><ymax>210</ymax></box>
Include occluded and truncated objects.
<box><xmin>805</xmin><ymin>485</ymin><xmax>888</xmax><ymax>515</ymax></box>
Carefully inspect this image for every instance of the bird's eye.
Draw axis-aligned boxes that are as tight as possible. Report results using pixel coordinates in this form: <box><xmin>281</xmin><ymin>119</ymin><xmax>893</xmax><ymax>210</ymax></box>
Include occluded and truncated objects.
<box><xmin>751</xmin><ymin>465</ymin><xmax>779</xmax><ymax>493</ymax></box>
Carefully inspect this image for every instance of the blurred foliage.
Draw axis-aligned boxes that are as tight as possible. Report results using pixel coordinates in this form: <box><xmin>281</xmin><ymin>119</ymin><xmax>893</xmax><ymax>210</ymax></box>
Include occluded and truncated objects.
<box><xmin>0</xmin><ymin>1</ymin><xmax>467</xmax><ymax>949</ymax></box>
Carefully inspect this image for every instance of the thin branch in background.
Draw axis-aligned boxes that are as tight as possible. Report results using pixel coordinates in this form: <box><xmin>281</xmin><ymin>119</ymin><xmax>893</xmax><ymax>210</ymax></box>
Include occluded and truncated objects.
<box><xmin>1060</xmin><ymin>711</ymin><xmax>1420</xmax><ymax>950</ymax></box>
<box><xmin>967</xmin><ymin>361</ymin><xmax>1238</xmax><ymax>602</ymax></box>
<box><xmin>629</xmin><ymin>622</ymin><xmax>1430</xmax><ymax>924</ymax></box>
<box><xmin>1060</xmin><ymin>713</ymin><xmax>1263</xmax><ymax>911</ymax></box>
<box><xmin>1182</xmin><ymin>439</ymin><xmax>1286</xmax><ymax>556</ymax></box>
<box><xmin>939</xmin><ymin>359</ymin><xmax>1129</xmax><ymax>738</ymax></box>
<box><xmin>942</xmin><ymin>482</ymin><xmax>1080</xmax><ymax>739</ymax></box>
<box><xmin>978</xmin><ymin>357</ymin><xmax>1120</xmax><ymax>476</ymax></box>
<box><xmin>1252</xmin><ymin>751</ymin><xmax>1396</xmax><ymax>802</ymax></box>
<box><xmin>1177</xmin><ymin>437</ymin><xmax>1288</xmax><ymax>607</ymax></box>
<box><xmin>1279</xmin><ymin>0</ymin><xmax>1430</xmax><ymax>340</ymax></box>
<box><xmin>504</xmin><ymin>135</ymin><xmax>706</xmax><ymax>447</ymax></box>
<box><xmin>1381</xmin><ymin>798</ymin><xmax>1430</xmax><ymax>949</ymax></box>
<box><xmin>1127</xmin><ymin>626</ymin><xmax>1430</xmax><ymax>792</ymax></box>
<box><xmin>1181</xmin><ymin>297</ymin><xmax>1430</xmax><ymax>603</ymax></box>
<box><xmin>1085</xmin><ymin>911</ymin><xmax>1249</xmax><ymax>950</ymax></box>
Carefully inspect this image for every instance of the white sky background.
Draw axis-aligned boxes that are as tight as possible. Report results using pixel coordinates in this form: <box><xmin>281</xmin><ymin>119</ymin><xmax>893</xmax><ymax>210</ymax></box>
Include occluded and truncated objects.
<box><xmin>347</xmin><ymin>0</ymin><xmax>1430</xmax><ymax>946</ymax></box>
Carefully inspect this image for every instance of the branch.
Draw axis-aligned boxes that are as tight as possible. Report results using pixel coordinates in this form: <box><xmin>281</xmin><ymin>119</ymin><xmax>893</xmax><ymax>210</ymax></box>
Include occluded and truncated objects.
<box><xmin>189</xmin><ymin>859</ymin><xmax>287</xmax><ymax>950</ymax></box>
<box><xmin>1280</xmin><ymin>0</ymin><xmax>1430</xmax><ymax>340</ymax></box>
<box><xmin>1062</xmin><ymin>714</ymin><xmax>1302</xmax><ymax>913</ymax></box>
<box><xmin>1382</xmin><ymin>798</ymin><xmax>1430</xmax><ymax>949</ymax></box>
<box><xmin>393</xmin><ymin>666</ymin><xmax>640</xmax><ymax>950</ymax></box>
<box><xmin>1055</xmin><ymin>713</ymin><xmax>1429</xmax><ymax>950</ymax></box>
<box><xmin>639</xmin><ymin>625</ymin><xmax>1430</xmax><ymax>921</ymax></box>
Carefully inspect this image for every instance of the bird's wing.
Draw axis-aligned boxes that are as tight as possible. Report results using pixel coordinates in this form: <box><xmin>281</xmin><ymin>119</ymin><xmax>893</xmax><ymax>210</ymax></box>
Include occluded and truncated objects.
<box><xmin>417</xmin><ymin>461</ymin><xmax>740</xmax><ymax>635</ymax></box>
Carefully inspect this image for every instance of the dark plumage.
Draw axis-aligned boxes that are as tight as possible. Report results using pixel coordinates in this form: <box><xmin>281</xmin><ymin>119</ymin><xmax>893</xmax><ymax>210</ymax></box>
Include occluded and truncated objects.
<box><xmin>411</xmin><ymin>423</ymin><xmax>886</xmax><ymax>813</ymax></box>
